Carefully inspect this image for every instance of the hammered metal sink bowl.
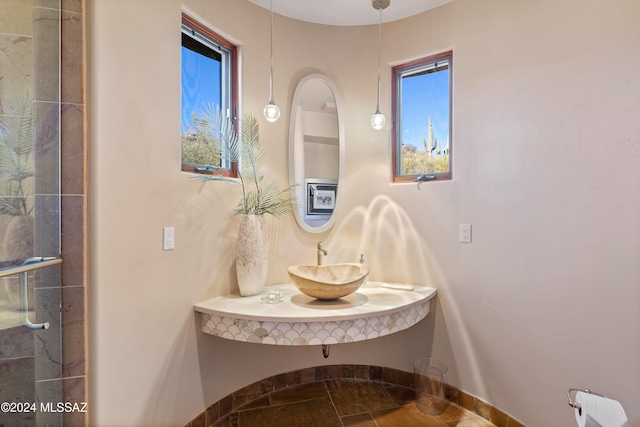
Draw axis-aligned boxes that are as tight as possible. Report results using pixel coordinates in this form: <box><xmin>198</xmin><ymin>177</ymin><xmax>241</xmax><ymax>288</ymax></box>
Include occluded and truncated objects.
<box><xmin>287</xmin><ymin>263</ymin><xmax>370</xmax><ymax>300</ymax></box>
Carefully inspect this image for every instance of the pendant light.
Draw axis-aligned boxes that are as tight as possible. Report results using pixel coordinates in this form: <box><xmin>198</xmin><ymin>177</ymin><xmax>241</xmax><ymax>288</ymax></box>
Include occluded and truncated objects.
<box><xmin>371</xmin><ymin>0</ymin><xmax>389</xmax><ymax>130</ymax></box>
<box><xmin>263</xmin><ymin>0</ymin><xmax>280</xmax><ymax>122</ymax></box>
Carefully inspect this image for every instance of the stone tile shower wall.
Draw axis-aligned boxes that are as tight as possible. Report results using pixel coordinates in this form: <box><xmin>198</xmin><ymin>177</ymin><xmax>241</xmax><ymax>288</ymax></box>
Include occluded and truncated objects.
<box><xmin>0</xmin><ymin>1</ymin><xmax>87</xmax><ymax>426</ymax></box>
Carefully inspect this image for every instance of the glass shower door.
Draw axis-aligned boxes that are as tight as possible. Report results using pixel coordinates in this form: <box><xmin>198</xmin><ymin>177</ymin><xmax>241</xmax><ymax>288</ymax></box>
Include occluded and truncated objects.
<box><xmin>0</xmin><ymin>1</ymin><xmax>63</xmax><ymax>426</ymax></box>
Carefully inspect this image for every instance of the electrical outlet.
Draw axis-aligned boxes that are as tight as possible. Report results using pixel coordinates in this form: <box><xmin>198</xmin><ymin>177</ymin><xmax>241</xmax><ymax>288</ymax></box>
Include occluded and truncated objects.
<box><xmin>459</xmin><ymin>224</ymin><xmax>472</xmax><ymax>243</ymax></box>
<box><xmin>163</xmin><ymin>226</ymin><xmax>175</xmax><ymax>250</ymax></box>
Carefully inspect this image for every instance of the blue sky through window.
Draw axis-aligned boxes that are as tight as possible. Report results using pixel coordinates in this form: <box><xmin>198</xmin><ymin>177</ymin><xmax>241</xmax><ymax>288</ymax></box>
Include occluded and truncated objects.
<box><xmin>401</xmin><ymin>69</ymin><xmax>449</xmax><ymax>150</ymax></box>
<box><xmin>181</xmin><ymin>46</ymin><xmax>222</xmax><ymax>133</ymax></box>
<box><xmin>182</xmin><ymin>42</ymin><xmax>449</xmax><ymax>152</ymax></box>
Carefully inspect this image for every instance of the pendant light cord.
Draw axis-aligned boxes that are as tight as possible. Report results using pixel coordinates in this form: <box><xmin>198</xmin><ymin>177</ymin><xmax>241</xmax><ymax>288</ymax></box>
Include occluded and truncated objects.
<box><xmin>375</xmin><ymin>0</ymin><xmax>382</xmax><ymax>114</ymax></box>
<box><xmin>268</xmin><ymin>0</ymin><xmax>275</xmax><ymax>103</ymax></box>
<box><xmin>263</xmin><ymin>0</ymin><xmax>280</xmax><ymax>122</ymax></box>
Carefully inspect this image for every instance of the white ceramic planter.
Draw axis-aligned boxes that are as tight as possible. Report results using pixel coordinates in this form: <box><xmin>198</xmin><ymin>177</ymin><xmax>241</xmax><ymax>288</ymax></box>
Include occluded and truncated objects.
<box><xmin>235</xmin><ymin>214</ymin><xmax>268</xmax><ymax>296</ymax></box>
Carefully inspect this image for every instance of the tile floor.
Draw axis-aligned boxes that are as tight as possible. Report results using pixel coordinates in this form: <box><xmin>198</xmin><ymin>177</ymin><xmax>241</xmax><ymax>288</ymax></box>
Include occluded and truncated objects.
<box><xmin>211</xmin><ymin>378</ymin><xmax>496</xmax><ymax>427</ymax></box>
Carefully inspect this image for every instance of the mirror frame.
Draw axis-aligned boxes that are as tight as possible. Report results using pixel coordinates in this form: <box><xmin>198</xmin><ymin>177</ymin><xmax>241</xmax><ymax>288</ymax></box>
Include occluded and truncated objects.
<box><xmin>288</xmin><ymin>73</ymin><xmax>345</xmax><ymax>234</ymax></box>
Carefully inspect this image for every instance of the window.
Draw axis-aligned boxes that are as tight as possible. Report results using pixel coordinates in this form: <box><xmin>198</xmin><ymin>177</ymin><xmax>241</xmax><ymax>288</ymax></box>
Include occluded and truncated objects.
<box><xmin>392</xmin><ymin>51</ymin><xmax>452</xmax><ymax>182</ymax></box>
<box><xmin>181</xmin><ymin>14</ymin><xmax>238</xmax><ymax>176</ymax></box>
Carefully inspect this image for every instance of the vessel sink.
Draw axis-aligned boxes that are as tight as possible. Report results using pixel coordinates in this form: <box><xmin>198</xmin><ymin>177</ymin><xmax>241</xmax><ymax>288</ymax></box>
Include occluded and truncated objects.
<box><xmin>287</xmin><ymin>263</ymin><xmax>370</xmax><ymax>300</ymax></box>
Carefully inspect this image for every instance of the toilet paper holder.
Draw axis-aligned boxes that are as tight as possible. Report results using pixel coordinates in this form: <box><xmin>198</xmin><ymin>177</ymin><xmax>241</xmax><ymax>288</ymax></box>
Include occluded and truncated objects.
<box><xmin>567</xmin><ymin>388</ymin><xmax>606</xmax><ymax>416</ymax></box>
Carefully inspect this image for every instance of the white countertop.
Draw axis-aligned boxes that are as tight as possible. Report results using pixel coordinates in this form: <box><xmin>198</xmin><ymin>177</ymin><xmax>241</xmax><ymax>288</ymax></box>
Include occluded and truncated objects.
<box><xmin>194</xmin><ymin>281</ymin><xmax>437</xmax><ymax>322</ymax></box>
<box><xmin>194</xmin><ymin>282</ymin><xmax>437</xmax><ymax>346</ymax></box>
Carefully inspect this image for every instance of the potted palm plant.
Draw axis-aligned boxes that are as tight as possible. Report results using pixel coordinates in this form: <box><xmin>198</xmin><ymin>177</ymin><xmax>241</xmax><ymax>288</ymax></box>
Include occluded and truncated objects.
<box><xmin>192</xmin><ymin>107</ymin><xmax>294</xmax><ymax>296</ymax></box>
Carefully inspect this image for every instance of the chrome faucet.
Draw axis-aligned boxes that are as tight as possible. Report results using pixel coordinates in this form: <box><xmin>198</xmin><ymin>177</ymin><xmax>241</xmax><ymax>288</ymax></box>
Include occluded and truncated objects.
<box><xmin>317</xmin><ymin>241</ymin><xmax>328</xmax><ymax>265</ymax></box>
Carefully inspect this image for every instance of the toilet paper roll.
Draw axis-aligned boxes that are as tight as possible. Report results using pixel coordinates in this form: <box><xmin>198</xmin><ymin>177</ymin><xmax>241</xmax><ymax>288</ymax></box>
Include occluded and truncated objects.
<box><xmin>574</xmin><ymin>391</ymin><xmax>628</xmax><ymax>427</ymax></box>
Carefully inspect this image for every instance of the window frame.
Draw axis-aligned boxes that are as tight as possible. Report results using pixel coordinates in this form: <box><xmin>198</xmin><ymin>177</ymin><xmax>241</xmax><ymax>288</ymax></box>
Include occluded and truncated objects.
<box><xmin>392</xmin><ymin>51</ymin><xmax>453</xmax><ymax>183</ymax></box>
<box><xmin>181</xmin><ymin>13</ymin><xmax>239</xmax><ymax>177</ymax></box>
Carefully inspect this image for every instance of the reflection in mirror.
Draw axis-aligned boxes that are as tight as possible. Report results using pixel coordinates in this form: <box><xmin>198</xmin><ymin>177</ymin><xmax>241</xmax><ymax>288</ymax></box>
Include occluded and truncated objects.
<box><xmin>289</xmin><ymin>74</ymin><xmax>344</xmax><ymax>233</ymax></box>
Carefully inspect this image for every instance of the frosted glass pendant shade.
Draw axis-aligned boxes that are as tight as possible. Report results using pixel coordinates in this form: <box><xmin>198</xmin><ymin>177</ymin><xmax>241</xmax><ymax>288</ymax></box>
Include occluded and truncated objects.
<box><xmin>264</xmin><ymin>102</ymin><xmax>280</xmax><ymax>122</ymax></box>
<box><xmin>371</xmin><ymin>112</ymin><xmax>386</xmax><ymax>130</ymax></box>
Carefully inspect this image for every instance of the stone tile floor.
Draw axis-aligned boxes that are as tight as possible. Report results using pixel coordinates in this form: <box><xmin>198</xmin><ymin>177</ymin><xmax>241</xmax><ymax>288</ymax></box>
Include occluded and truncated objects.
<box><xmin>212</xmin><ymin>378</ymin><xmax>496</xmax><ymax>427</ymax></box>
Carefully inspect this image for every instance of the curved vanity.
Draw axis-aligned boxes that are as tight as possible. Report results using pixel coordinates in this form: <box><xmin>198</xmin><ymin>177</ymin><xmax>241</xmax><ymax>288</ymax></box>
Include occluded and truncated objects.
<box><xmin>194</xmin><ymin>282</ymin><xmax>437</xmax><ymax>346</ymax></box>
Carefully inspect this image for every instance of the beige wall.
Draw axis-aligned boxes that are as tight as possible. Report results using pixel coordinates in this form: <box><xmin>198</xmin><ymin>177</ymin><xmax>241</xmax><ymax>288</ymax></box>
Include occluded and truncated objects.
<box><xmin>89</xmin><ymin>0</ymin><xmax>640</xmax><ymax>426</ymax></box>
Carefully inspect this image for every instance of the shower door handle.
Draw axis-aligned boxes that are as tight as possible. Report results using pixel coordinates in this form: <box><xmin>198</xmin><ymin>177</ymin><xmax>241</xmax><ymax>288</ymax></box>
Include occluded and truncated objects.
<box><xmin>19</xmin><ymin>257</ymin><xmax>61</xmax><ymax>330</ymax></box>
<box><xmin>0</xmin><ymin>257</ymin><xmax>63</xmax><ymax>330</ymax></box>
<box><xmin>19</xmin><ymin>270</ymin><xmax>49</xmax><ymax>330</ymax></box>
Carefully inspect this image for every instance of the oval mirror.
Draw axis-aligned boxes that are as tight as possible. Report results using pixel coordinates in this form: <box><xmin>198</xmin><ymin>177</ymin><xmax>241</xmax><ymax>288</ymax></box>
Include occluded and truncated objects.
<box><xmin>288</xmin><ymin>74</ymin><xmax>344</xmax><ymax>233</ymax></box>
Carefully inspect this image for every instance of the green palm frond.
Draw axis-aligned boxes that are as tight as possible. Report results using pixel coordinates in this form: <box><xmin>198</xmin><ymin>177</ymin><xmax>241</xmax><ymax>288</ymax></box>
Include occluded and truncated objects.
<box><xmin>240</xmin><ymin>115</ymin><xmax>267</xmax><ymax>185</ymax></box>
<box><xmin>1</xmin><ymin>105</ymin><xmax>32</xmax><ymax>166</ymax></box>
<box><xmin>238</xmin><ymin>181</ymin><xmax>296</xmax><ymax>217</ymax></box>
<box><xmin>0</xmin><ymin>185</ymin><xmax>28</xmax><ymax>216</ymax></box>
<box><xmin>183</xmin><ymin>104</ymin><xmax>240</xmax><ymax>167</ymax></box>
<box><xmin>192</xmin><ymin>173</ymin><xmax>241</xmax><ymax>186</ymax></box>
<box><xmin>0</xmin><ymin>203</ymin><xmax>24</xmax><ymax>216</ymax></box>
<box><xmin>198</xmin><ymin>104</ymin><xmax>240</xmax><ymax>164</ymax></box>
<box><xmin>0</xmin><ymin>169</ymin><xmax>34</xmax><ymax>182</ymax></box>
<box><xmin>0</xmin><ymin>96</ymin><xmax>34</xmax><ymax>216</ymax></box>
<box><xmin>191</xmin><ymin>111</ymin><xmax>295</xmax><ymax>218</ymax></box>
